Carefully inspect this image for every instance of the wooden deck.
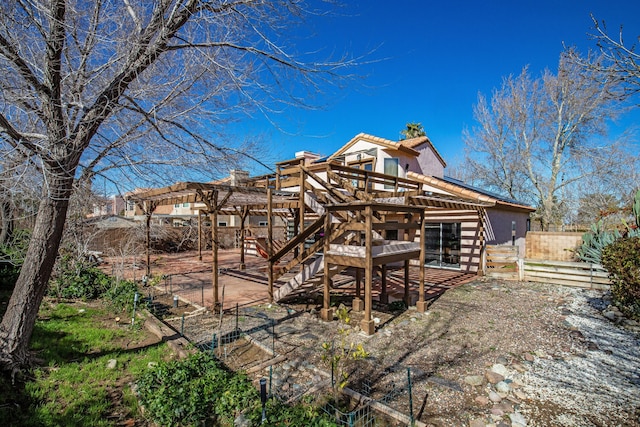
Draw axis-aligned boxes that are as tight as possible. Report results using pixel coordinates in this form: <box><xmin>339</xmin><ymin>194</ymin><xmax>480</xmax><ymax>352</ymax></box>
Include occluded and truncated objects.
<box><xmin>107</xmin><ymin>249</ymin><xmax>477</xmax><ymax>310</ymax></box>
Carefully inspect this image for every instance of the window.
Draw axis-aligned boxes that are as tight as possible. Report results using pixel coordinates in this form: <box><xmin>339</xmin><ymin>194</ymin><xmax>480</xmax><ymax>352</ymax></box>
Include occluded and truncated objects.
<box><xmin>174</xmin><ymin>203</ymin><xmax>180</xmax><ymax>208</ymax></box>
<box><xmin>384</xmin><ymin>158</ymin><xmax>399</xmax><ymax>189</ymax></box>
<box><xmin>126</xmin><ymin>200</ymin><xmax>134</xmax><ymax>211</ymax></box>
<box><xmin>258</xmin><ymin>221</ymin><xmax>268</xmax><ymax>227</ymax></box>
<box><xmin>218</xmin><ymin>221</ymin><xmax>227</xmax><ymax>227</ymax></box>
<box><xmin>182</xmin><ymin>202</ymin><xmax>189</xmax><ymax>207</ymax></box>
<box><xmin>424</xmin><ymin>222</ymin><xmax>461</xmax><ymax>268</ymax></box>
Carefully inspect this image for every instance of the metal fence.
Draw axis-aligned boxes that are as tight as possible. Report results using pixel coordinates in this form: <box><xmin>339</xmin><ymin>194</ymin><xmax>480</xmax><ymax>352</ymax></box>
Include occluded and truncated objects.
<box><xmin>159</xmin><ymin>303</ymin><xmax>418</xmax><ymax>426</ymax></box>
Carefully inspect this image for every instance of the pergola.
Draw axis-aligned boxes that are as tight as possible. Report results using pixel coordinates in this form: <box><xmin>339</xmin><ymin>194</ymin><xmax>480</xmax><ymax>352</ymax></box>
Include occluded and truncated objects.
<box><xmin>127</xmin><ymin>165</ymin><xmax>495</xmax><ymax>334</ymax></box>
<box><xmin>127</xmin><ymin>181</ymin><xmax>298</xmax><ymax>307</ymax></box>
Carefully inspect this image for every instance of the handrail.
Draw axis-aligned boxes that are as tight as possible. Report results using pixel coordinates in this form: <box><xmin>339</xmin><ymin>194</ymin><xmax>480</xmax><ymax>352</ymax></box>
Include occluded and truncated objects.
<box><xmin>269</xmin><ymin>213</ymin><xmax>325</xmax><ymax>264</ymax></box>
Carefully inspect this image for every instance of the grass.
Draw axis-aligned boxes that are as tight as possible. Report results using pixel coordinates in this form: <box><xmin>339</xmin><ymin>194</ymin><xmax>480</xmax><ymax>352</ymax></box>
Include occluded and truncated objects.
<box><xmin>0</xmin><ymin>300</ymin><xmax>173</xmax><ymax>426</ymax></box>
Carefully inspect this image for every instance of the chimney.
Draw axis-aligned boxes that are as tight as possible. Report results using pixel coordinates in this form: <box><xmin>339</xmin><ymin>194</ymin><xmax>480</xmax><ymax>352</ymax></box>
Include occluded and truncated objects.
<box><xmin>230</xmin><ymin>169</ymin><xmax>249</xmax><ymax>186</ymax></box>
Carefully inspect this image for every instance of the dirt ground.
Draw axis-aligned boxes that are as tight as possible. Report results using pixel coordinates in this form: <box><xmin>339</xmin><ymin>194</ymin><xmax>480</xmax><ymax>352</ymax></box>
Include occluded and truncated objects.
<box><xmin>108</xmin><ymin>250</ymin><xmax>640</xmax><ymax>426</ymax></box>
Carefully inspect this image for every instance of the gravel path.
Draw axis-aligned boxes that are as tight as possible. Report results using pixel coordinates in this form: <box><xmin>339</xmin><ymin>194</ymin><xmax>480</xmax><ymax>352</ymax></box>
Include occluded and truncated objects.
<box><xmin>169</xmin><ymin>278</ymin><xmax>640</xmax><ymax>426</ymax></box>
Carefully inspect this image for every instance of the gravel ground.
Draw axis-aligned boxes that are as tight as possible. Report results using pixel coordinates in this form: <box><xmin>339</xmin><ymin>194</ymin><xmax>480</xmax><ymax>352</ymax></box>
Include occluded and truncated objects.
<box><xmin>170</xmin><ymin>278</ymin><xmax>640</xmax><ymax>426</ymax></box>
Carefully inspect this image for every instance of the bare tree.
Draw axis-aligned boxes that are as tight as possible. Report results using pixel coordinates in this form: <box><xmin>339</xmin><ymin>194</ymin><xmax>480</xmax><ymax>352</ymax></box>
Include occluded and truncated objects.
<box><xmin>464</xmin><ymin>49</ymin><xmax>637</xmax><ymax>230</ymax></box>
<box><xmin>587</xmin><ymin>15</ymin><xmax>640</xmax><ymax>99</ymax></box>
<box><xmin>0</xmin><ymin>0</ymin><xmax>353</xmax><ymax>371</ymax></box>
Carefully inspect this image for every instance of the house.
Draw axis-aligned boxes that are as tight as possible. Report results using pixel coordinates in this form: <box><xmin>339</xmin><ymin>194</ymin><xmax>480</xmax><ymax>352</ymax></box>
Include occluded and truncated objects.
<box><xmin>126</xmin><ymin>131</ymin><xmax>534</xmax><ymax>334</ymax></box>
<box><xmin>279</xmin><ymin>133</ymin><xmax>534</xmax><ymax>273</ymax></box>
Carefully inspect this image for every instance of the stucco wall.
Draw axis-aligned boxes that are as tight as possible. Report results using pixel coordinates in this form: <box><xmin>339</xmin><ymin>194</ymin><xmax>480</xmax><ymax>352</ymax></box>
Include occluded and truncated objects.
<box><xmin>415</xmin><ymin>144</ymin><xmax>444</xmax><ymax>178</ymax></box>
<box><xmin>485</xmin><ymin>209</ymin><xmax>530</xmax><ymax>257</ymax></box>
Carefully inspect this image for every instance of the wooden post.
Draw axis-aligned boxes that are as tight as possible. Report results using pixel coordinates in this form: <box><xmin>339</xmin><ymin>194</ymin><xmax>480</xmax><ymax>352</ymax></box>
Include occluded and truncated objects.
<box><xmin>416</xmin><ymin>212</ymin><xmax>427</xmax><ymax>313</ymax></box>
<box><xmin>239</xmin><ymin>206</ymin><xmax>248</xmax><ymax>270</ymax></box>
<box><xmin>298</xmin><ymin>160</ymin><xmax>306</xmax><ymax>257</ymax></box>
<box><xmin>321</xmin><ymin>208</ymin><xmax>333</xmax><ymax>321</ymax></box>
<box><xmin>380</xmin><ymin>264</ymin><xmax>388</xmax><ymax>304</ymax></box>
<box><xmin>267</xmin><ymin>188</ymin><xmax>274</xmax><ymax>303</ymax></box>
<box><xmin>197</xmin><ymin>210</ymin><xmax>202</xmax><ymax>261</ymax></box>
<box><xmin>144</xmin><ymin>201</ymin><xmax>152</xmax><ymax>281</ymax></box>
<box><xmin>353</xmin><ymin>268</ymin><xmax>364</xmax><ymax>311</ymax></box>
<box><xmin>211</xmin><ymin>209</ymin><xmax>219</xmax><ymax>309</ymax></box>
<box><xmin>403</xmin><ymin>259</ymin><xmax>410</xmax><ymax>307</ymax></box>
<box><xmin>361</xmin><ymin>204</ymin><xmax>375</xmax><ymax>335</ymax></box>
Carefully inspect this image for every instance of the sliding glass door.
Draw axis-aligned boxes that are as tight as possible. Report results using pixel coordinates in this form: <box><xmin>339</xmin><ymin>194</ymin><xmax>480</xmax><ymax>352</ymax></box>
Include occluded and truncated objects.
<box><xmin>424</xmin><ymin>222</ymin><xmax>461</xmax><ymax>268</ymax></box>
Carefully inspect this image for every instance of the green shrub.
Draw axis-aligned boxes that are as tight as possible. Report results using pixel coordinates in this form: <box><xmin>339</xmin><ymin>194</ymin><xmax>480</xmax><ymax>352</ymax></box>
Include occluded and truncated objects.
<box><xmin>136</xmin><ymin>352</ymin><xmax>339</xmax><ymax>426</ymax></box>
<box><xmin>48</xmin><ymin>254</ymin><xmax>112</xmax><ymax>300</ymax></box>
<box><xmin>601</xmin><ymin>237</ymin><xmax>640</xmax><ymax>320</ymax></box>
<box><xmin>103</xmin><ymin>279</ymin><xmax>139</xmax><ymax>312</ymax></box>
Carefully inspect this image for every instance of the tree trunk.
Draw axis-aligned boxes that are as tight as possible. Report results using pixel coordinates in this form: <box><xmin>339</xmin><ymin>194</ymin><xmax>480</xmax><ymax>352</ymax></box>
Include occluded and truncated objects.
<box><xmin>0</xmin><ymin>172</ymin><xmax>74</xmax><ymax>371</ymax></box>
<box><xmin>0</xmin><ymin>199</ymin><xmax>13</xmax><ymax>246</ymax></box>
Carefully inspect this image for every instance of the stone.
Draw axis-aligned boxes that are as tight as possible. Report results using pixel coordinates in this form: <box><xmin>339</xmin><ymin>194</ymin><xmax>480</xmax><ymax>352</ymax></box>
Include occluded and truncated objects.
<box><xmin>534</xmin><ymin>349</ymin><xmax>547</xmax><ymax>358</ymax></box>
<box><xmin>603</xmin><ymin>311</ymin><xmax>617</xmax><ymax>321</ymax></box>
<box><xmin>514</xmin><ymin>390</ymin><xmax>527</xmax><ymax>400</ymax></box>
<box><xmin>469</xmin><ymin>418</ymin><xmax>485</xmax><ymax>427</ymax></box>
<box><xmin>509</xmin><ymin>411</ymin><xmax>528</xmax><ymax>426</ymax></box>
<box><xmin>106</xmin><ymin>359</ymin><xmax>117</xmax><ymax>369</ymax></box>
<box><xmin>465</xmin><ymin>375</ymin><xmax>485</xmax><ymax>386</ymax></box>
<box><xmin>234</xmin><ymin>412</ymin><xmax>251</xmax><ymax>427</ymax></box>
<box><xmin>491</xmin><ymin>363</ymin><xmax>509</xmax><ymax>377</ymax></box>
<box><xmin>488</xmin><ymin>391</ymin><xmax>502</xmax><ymax>403</ymax></box>
<box><xmin>490</xmin><ymin>407</ymin><xmax>504</xmax><ymax>416</ymax></box>
<box><xmin>495</xmin><ymin>381</ymin><xmax>511</xmax><ymax>393</ymax></box>
<box><xmin>147</xmin><ymin>362</ymin><xmax>158</xmax><ymax>369</ymax></box>
<box><xmin>495</xmin><ymin>402</ymin><xmax>514</xmax><ymax>413</ymax></box>
<box><xmin>485</xmin><ymin>370</ymin><xmax>505</xmax><ymax>384</ymax></box>
<box><xmin>475</xmin><ymin>395</ymin><xmax>490</xmax><ymax>405</ymax></box>
<box><xmin>496</xmin><ymin>356</ymin><xmax>509</xmax><ymax>365</ymax></box>
<box><xmin>523</xmin><ymin>353</ymin><xmax>535</xmax><ymax>362</ymax></box>
<box><xmin>512</xmin><ymin>363</ymin><xmax>528</xmax><ymax>373</ymax></box>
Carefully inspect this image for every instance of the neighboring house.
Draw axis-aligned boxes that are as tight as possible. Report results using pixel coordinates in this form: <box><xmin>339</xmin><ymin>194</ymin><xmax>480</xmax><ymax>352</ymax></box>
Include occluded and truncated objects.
<box><xmin>87</xmin><ymin>195</ymin><xmax>126</xmax><ymax>218</ymax></box>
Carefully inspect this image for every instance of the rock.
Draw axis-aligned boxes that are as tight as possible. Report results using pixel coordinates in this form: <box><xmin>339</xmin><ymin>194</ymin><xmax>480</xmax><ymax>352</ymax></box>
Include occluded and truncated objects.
<box><xmin>523</xmin><ymin>353</ymin><xmax>535</xmax><ymax>362</ymax></box>
<box><xmin>78</xmin><ymin>309</ymin><xmax>86</xmax><ymax>313</ymax></box>
<box><xmin>496</xmin><ymin>356</ymin><xmax>509</xmax><ymax>365</ymax></box>
<box><xmin>475</xmin><ymin>395</ymin><xmax>490</xmax><ymax>405</ymax></box>
<box><xmin>106</xmin><ymin>359</ymin><xmax>117</xmax><ymax>369</ymax></box>
<box><xmin>512</xmin><ymin>363</ymin><xmax>528</xmax><ymax>373</ymax></box>
<box><xmin>495</xmin><ymin>381</ymin><xmax>511</xmax><ymax>393</ymax></box>
<box><xmin>488</xmin><ymin>391</ymin><xmax>502</xmax><ymax>403</ymax></box>
<box><xmin>534</xmin><ymin>349</ymin><xmax>547</xmax><ymax>358</ymax></box>
<box><xmin>495</xmin><ymin>402</ymin><xmax>514</xmax><ymax>413</ymax></box>
<box><xmin>469</xmin><ymin>418</ymin><xmax>485</xmax><ymax>427</ymax></box>
<box><xmin>147</xmin><ymin>362</ymin><xmax>158</xmax><ymax>369</ymax></box>
<box><xmin>485</xmin><ymin>370</ymin><xmax>505</xmax><ymax>384</ymax></box>
<box><xmin>509</xmin><ymin>411</ymin><xmax>528</xmax><ymax>426</ymax></box>
<box><xmin>491</xmin><ymin>407</ymin><xmax>504</xmax><ymax>416</ymax></box>
<box><xmin>603</xmin><ymin>311</ymin><xmax>617</xmax><ymax>321</ymax></box>
<box><xmin>465</xmin><ymin>375</ymin><xmax>485</xmax><ymax>386</ymax></box>
<box><xmin>234</xmin><ymin>412</ymin><xmax>251</xmax><ymax>427</ymax></box>
<box><xmin>514</xmin><ymin>390</ymin><xmax>527</xmax><ymax>400</ymax></box>
<box><xmin>491</xmin><ymin>363</ymin><xmax>508</xmax><ymax>377</ymax></box>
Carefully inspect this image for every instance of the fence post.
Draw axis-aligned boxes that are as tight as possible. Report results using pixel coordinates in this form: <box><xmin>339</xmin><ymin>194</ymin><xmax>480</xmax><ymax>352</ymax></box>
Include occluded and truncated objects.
<box><xmin>180</xmin><ymin>314</ymin><xmax>185</xmax><ymax>337</ymax></box>
<box><xmin>236</xmin><ymin>303</ymin><xmax>239</xmax><ymax>332</ymax></box>
<box><xmin>407</xmin><ymin>367</ymin><xmax>414</xmax><ymax>426</ymax></box>
<box><xmin>201</xmin><ymin>284</ymin><xmax>204</xmax><ymax>306</ymax></box>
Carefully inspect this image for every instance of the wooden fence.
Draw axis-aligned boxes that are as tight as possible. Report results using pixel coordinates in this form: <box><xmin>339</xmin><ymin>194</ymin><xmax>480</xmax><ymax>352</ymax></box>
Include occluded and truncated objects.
<box><xmin>485</xmin><ymin>245</ymin><xmax>519</xmax><ymax>280</ymax></box>
<box><xmin>484</xmin><ymin>245</ymin><xmax>611</xmax><ymax>289</ymax></box>
<box><xmin>521</xmin><ymin>259</ymin><xmax>610</xmax><ymax>290</ymax></box>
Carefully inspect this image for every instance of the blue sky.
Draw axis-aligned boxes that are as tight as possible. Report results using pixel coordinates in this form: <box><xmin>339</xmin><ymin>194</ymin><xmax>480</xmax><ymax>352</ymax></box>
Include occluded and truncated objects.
<box><xmin>235</xmin><ymin>0</ymin><xmax>640</xmax><ymax>174</ymax></box>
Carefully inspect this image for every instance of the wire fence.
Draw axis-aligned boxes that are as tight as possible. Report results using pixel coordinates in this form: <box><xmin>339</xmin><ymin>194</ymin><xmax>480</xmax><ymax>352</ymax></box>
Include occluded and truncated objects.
<box><xmin>159</xmin><ymin>302</ymin><xmax>418</xmax><ymax>426</ymax></box>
